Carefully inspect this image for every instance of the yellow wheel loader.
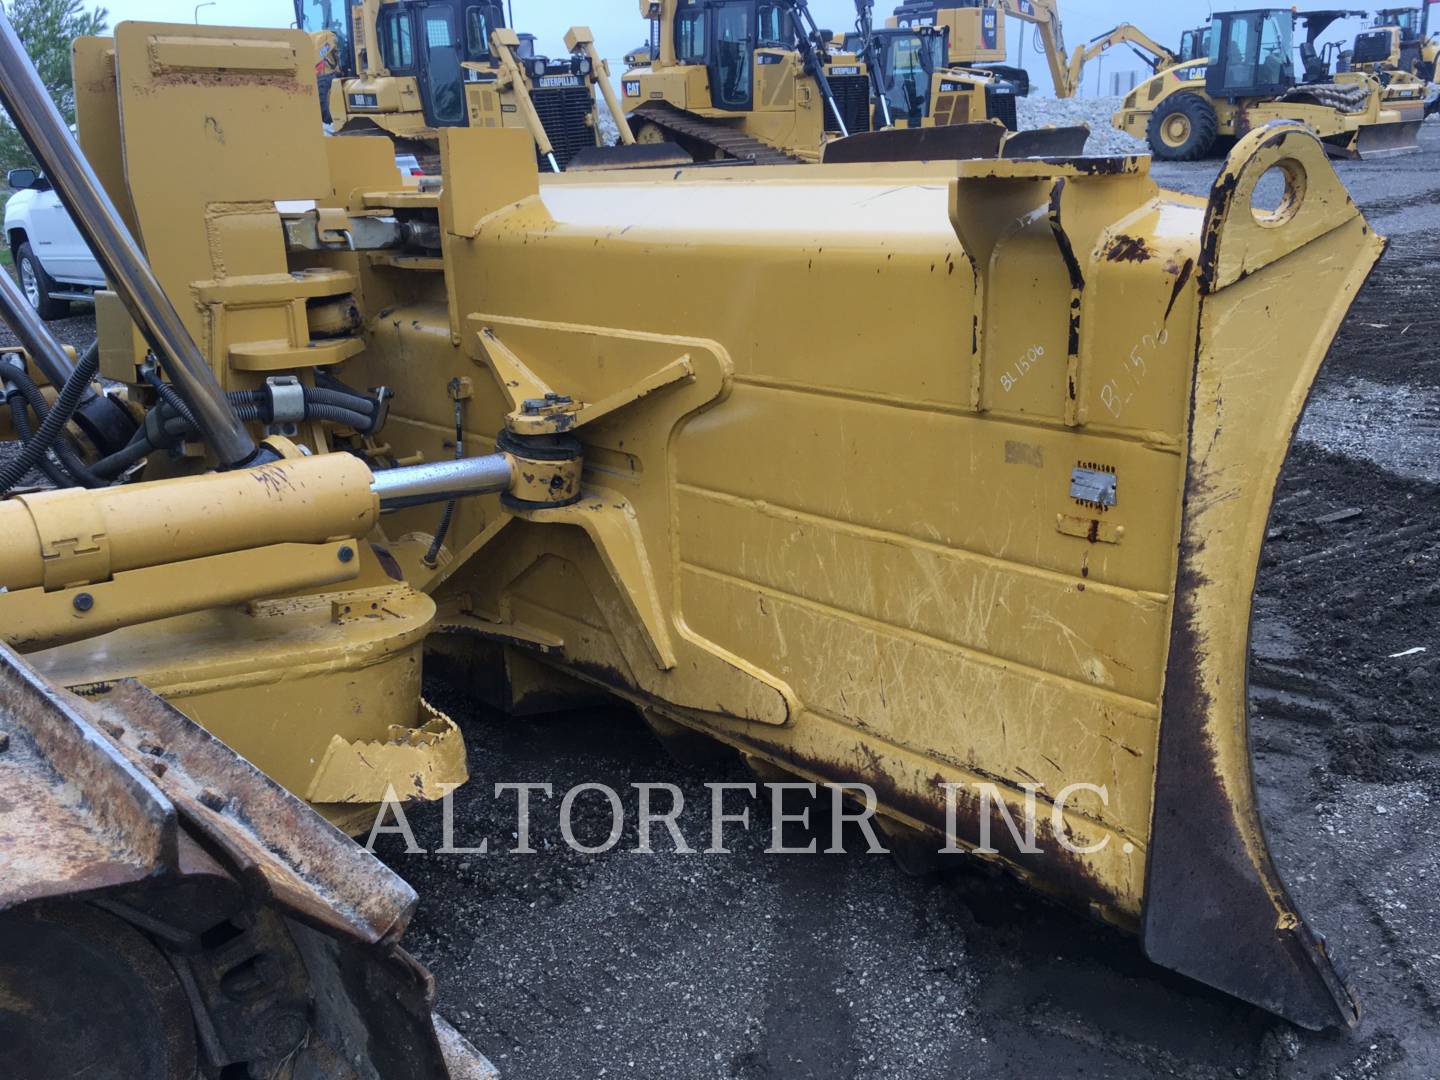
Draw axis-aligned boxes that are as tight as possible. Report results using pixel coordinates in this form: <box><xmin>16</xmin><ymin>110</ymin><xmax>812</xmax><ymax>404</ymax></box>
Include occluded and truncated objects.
<box><xmin>295</xmin><ymin>0</ymin><xmax>676</xmax><ymax>172</ymax></box>
<box><xmin>0</xmin><ymin>11</ymin><xmax>1399</xmax><ymax>1070</ymax></box>
<box><xmin>1347</xmin><ymin>8</ymin><xmax>1440</xmax><ymax>118</ymax></box>
<box><xmin>1115</xmin><ymin>8</ymin><xmax>1428</xmax><ymax>161</ymax></box>
<box><xmin>1362</xmin><ymin>6</ymin><xmax>1439</xmax><ymax>79</ymax></box>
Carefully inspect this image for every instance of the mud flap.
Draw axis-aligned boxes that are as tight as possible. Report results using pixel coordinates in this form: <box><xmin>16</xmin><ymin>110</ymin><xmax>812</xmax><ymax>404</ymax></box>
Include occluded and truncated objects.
<box><xmin>1001</xmin><ymin>125</ymin><xmax>1092</xmax><ymax>159</ymax></box>
<box><xmin>0</xmin><ymin>644</ymin><xmax>492</xmax><ymax>1077</ymax></box>
<box><xmin>822</xmin><ymin>121</ymin><xmax>1007</xmax><ymax>164</ymax></box>
<box><xmin>568</xmin><ymin>142</ymin><xmax>693</xmax><ymax>171</ymax></box>
<box><xmin>1142</xmin><ymin>121</ymin><xmax>1382</xmax><ymax>1030</ymax></box>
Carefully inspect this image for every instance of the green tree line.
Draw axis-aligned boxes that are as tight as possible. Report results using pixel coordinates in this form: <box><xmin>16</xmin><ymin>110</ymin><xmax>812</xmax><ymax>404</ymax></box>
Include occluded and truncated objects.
<box><xmin>0</xmin><ymin>0</ymin><xmax>109</xmax><ymax>172</ymax></box>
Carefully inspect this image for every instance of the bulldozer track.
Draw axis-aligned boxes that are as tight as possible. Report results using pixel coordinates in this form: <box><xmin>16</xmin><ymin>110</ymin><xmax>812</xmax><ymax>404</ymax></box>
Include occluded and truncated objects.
<box><xmin>631</xmin><ymin>101</ymin><xmax>804</xmax><ymax>165</ymax></box>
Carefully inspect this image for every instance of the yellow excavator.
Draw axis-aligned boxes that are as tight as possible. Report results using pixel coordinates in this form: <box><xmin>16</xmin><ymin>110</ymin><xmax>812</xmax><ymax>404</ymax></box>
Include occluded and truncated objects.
<box><xmin>1114</xmin><ymin>8</ymin><xmax>1428</xmax><ymax>160</ymax></box>
<box><xmin>0</xmin><ymin>8</ymin><xmax>1400</xmax><ymax>1071</ymax></box>
<box><xmin>295</xmin><ymin>0</ymin><xmax>675</xmax><ymax>171</ymax></box>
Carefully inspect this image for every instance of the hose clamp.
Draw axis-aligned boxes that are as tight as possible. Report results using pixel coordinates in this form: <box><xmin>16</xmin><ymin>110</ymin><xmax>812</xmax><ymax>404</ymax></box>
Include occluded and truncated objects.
<box><xmin>266</xmin><ymin>375</ymin><xmax>306</xmax><ymax>426</ymax></box>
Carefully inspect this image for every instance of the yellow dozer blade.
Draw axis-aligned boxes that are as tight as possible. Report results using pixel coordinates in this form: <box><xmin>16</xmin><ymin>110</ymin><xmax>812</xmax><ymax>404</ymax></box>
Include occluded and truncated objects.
<box><xmin>1339</xmin><ymin>117</ymin><xmax>1425</xmax><ymax>158</ymax></box>
<box><xmin>407</xmin><ymin>119</ymin><xmax>1381</xmax><ymax>1029</ymax></box>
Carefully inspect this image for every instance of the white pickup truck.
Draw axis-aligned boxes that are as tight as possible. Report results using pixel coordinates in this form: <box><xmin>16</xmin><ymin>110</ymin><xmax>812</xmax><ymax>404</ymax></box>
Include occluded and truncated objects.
<box><xmin>5</xmin><ymin>166</ymin><xmax>103</xmax><ymax>320</ymax></box>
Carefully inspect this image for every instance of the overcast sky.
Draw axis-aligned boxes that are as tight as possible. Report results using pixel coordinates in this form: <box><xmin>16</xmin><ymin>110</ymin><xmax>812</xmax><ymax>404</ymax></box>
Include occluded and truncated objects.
<box><xmin>98</xmin><ymin>0</ymin><xmax>1378</xmax><ymax>95</ymax></box>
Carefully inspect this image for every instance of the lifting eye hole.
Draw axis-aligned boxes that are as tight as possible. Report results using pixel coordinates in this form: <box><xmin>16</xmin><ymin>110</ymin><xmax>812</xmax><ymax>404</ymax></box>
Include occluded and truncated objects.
<box><xmin>1250</xmin><ymin>158</ymin><xmax>1306</xmax><ymax>228</ymax></box>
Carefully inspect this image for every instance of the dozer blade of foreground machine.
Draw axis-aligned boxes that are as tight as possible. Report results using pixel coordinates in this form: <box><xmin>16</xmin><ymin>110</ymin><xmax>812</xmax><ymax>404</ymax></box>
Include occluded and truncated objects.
<box><xmin>0</xmin><ymin>14</ymin><xmax>1391</xmax><ymax>1058</ymax></box>
<box><xmin>0</xmin><ymin>645</ymin><xmax>495</xmax><ymax>1078</ymax></box>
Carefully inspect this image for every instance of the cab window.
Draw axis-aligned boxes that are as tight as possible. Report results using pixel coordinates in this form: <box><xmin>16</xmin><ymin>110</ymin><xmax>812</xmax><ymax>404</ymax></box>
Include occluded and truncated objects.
<box><xmin>676</xmin><ymin>6</ymin><xmax>707</xmax><ymax>63</ymax></box>
<box><xmin>713</xmin><ymin>2</ymin><xmax>755</xmax><ymax>108</ymax></box>
<box><xmin>421</xmin><ymin>9</ymin><xmax>464</xmax><ymax>124</ymax></box>
<box><xmin>757</xmin><ymin>4</ymin><xmax>787</xmax><ymax>48</ymax></box>
<box><xmin>880</xmin><ymin>34</ymin><xmax>933</xmax><ymax>121</ymax></box>
<box><xmin>465</xmin><ymin>6</ymin><xmax>493</xmax><ymax>58</ymax></box>
<box><xmin>378</xmin><ymin>7</ymin><xmax>415</xmax><ymax>73</ymax></box>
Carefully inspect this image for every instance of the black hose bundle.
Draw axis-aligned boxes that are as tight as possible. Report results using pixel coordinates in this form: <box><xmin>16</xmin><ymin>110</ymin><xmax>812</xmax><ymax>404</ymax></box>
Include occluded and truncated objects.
<box><xmin>2</xmin><ymin>358</ymin><xmax>388</xmax><ymax>494</ymax></box>
<box><xmin>0</xmin><ymin>341</ymin><xmax>101</xmax><ymax>496</ymax></box>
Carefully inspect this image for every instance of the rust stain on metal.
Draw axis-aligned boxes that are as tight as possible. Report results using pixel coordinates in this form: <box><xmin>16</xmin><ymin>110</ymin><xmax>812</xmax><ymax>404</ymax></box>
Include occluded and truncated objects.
<box><xmin>1105</xmin><ymin>234</ymin><xmax>1152</xmax><ymax>263</ymax></box>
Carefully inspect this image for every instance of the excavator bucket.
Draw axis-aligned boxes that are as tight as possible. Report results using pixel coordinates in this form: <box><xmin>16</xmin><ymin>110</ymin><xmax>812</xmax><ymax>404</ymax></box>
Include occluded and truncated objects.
<box><xmin>0</xmin><ymin>645</ymin><xmax>495</xmax><ymax>1078</ymax></box>
<box><xmin>568</xmin><ymin>141</ymin><xmax>694</xmax><ymax>171</ymax></box>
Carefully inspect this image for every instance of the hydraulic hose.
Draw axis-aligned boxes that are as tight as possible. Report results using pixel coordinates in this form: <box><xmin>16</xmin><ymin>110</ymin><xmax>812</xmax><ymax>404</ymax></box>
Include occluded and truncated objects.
<box><xmin>3</xmin><ymin>364</ymin><xmax>104</xmax><ymax>488</ymax></box>
<box><xmin>141</xmin><ymin>363</ymin><xmax>198</xmax><ymax>427</ymax></box>
<box><xmin>424</xmin><ymin>385</ymin><xmax>467</xmax><ymax>568</ymax></box>
<box><xmin>6</xmin><ymin>393</ymin><xmax>72</xmax><ymax>488</ymax></box>
<box><xmin>2</xmin><ymin>367</ymin><xmax>389</xmax><ymax>492</ymax></box>
<box><xmin>0</xmin><ymin>342</ymin><xmax>101</xmax><ymax>497</ymax></box>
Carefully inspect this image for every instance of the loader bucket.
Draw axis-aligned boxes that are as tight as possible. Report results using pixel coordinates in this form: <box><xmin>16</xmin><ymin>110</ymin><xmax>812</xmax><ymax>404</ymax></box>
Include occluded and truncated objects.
<box><xmin>822</xmin><ymin>120</ymin><xmax>1007</xmax><ymax>163</ymax></box>
<box><xmin>569</xmin><ymin>142</ymin><xmax>694</xmax><ymax>171</ymax></box>
<box><xmin>409</xmin><ymin>119</ymin><xmax>1382</xmax><ymax>1028</ymax></box>
<box><xmin>0</xmin><ymin>644</ymin><xmax>494</xmax><ymax>1078</ymax></box>
<box><xmin>1002</xmin><ymin>124</ymin><xmax>1092</xmax><ymax>158</ymax></box>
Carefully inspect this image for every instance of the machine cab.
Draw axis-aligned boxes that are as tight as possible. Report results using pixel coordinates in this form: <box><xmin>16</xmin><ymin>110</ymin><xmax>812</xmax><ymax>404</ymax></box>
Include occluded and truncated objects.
<box><xmin>374</xmin><ymin>0</ymin><xmax>506</xmax><ymax>128</ymax></box>
<box><xmin>1205</xmin><ymin>9</ymin><xmax>1295</xmax><ymax>99</ymax></box>
<box><xmin>672</xmin><ymin>0</ymin><xmax>795</xmax><ymax>112</ymax></box>
<box><xmin>868</xmin><ymin>27</ymin><xmax>948</xmax><ymax>125</ymax></box>
<box><xmin>890</xmin><ymin>1</ymin><xmax>1004</xmax><ymax>65</ymax></box>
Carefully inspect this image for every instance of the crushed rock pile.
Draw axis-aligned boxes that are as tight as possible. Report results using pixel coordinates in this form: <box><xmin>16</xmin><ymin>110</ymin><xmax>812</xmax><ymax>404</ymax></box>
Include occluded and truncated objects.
<box><xmin>1018</xmin><ymin>94</ymin><xmax>1149</xmax><ymax>156</ymax></box>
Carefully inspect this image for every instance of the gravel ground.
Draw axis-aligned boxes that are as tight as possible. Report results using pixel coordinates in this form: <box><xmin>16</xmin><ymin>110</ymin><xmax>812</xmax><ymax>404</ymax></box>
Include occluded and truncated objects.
<box><xmin>366</xmin><ymin>124</ymin><xmax>1440</xmax><ymax>1077</ymax></box>
<box><xmin>1019</xmin><ymin>93</ymin><xmax>1148</xmax><ymax>155</ymax></box>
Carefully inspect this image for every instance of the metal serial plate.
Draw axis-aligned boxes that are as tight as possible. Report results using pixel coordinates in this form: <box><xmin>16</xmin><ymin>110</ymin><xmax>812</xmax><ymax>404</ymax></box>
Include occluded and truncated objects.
<box><xmin>1070</xmin><ymin>467</ymin><xmax>1118</xmax><ymax>508</ymax></box>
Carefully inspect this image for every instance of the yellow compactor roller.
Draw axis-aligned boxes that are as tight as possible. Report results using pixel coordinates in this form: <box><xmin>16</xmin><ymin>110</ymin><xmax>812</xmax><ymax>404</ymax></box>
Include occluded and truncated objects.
<box><xmin>0</xmin><ymin>13</ymin><xmax>1392</xmax><ymax>1073</ymax></box>
<box><xmin>1115</xmin><ymin>8</ymin><xmax>1428</xmax><ymax>160</ymax></box>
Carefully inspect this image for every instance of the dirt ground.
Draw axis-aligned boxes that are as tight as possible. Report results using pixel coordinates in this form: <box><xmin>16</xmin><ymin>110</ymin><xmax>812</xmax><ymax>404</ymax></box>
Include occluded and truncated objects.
<box><xmin>365</xmin><ymin>127</ymin><xmax>1440</xmax><ymax>1080</ymax></box>
<box><xmin>6</xmin><ymin>128</ymin><xmax>1436</xmax><ymax>1078</ymax></box>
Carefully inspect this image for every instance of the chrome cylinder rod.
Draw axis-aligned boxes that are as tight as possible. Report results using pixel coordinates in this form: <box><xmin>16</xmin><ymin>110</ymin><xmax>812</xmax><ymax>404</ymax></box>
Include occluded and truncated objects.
<box><xmin>371</xmin><ymin>454</ymin><xmax>514</xmax><ymax>511</ymax></box>
<box><xmin>0</xmin><ymin>254</ymin><xmax>82</xmax><ymax>390</ymax></box>
<box><xmin>0</xmin><ymin>7</ymin><xmax>256</xmax><ymax>467</ymax></box>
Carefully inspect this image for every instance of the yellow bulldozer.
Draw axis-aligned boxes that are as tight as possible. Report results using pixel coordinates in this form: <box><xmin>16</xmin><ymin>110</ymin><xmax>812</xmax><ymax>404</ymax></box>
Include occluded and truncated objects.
<box><xmin>829</xmin><ymin>1</ymin><xmax>1089</xmax><ymax>162</ymax></box>
<box><xmin>1114</xmin><ymin>8</ymin><xmax>1429</xmax><ymax>160</ymax></box>
<box><xmin>295</xmin><ymin>0</ymin><xmax>672</xmax><ymax>171</ymax></box>
<box><xmin>0</xmin><ymin>7</ymin><xmax>1398</xmax><ymax>1072</ymax></box>
<box><xmin>620</xmin><ymin>0</ymin><xmax>879</xmax><ymax>162</ymax></box>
